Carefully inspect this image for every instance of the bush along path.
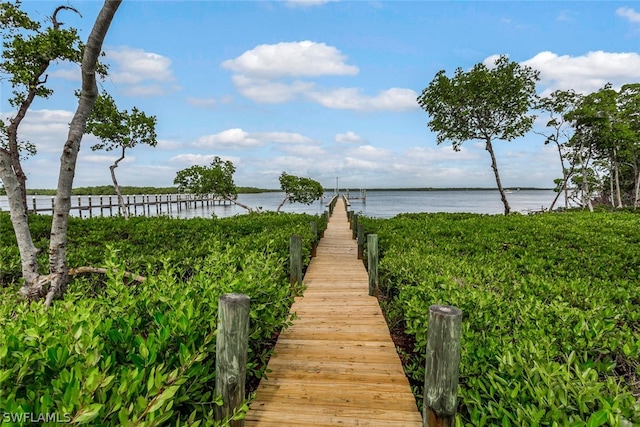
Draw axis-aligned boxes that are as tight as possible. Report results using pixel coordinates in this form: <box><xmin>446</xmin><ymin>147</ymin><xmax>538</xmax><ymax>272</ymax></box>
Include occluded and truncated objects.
<box><xmin>0</xmin><ymin>212</ymin><xmax>325</xmax><ymax>425</ymax></box>
<box><xmin>360</xmin><ymin>211</ymin><xmax>640</xmax><ymax>426</ymax></box>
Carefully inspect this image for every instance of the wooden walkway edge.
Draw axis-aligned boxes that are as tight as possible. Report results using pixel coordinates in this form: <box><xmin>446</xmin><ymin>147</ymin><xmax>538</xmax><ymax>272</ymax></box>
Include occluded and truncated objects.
<box><xmin>245</xmin><ymin>198</ymin><xmax>422</xmax><ymax>426</ymax></box>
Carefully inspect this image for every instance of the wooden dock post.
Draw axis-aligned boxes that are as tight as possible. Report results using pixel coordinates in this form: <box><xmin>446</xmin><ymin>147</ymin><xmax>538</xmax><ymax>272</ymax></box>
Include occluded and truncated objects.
<box><xmin>290</xmin><ymin>235</ymin><xmax>303</xmax><ymax>285</ymax></box>
<box><xmin>357</xmin><ymin>223</ymin><xmax>365</xmax><ymax>259</ymax></box>
<box><xmin>423</xmin><ymin>305</ymin><xmax>462</xmax><ymax>427</ymax></box>
<box><xmin>367</xmin><ymin>234</ymin><xmax>378</xmax><ymax>296</ymax></box>
<box><xmin>352</xmin><ymin>214</ymin><xmax>358</xmax><ymax>239</ymax></box>
<box><xmin>215</xmin><ymin>293</ymin><xmax>250</xmax><ymax>427</ymax></box>
<box><xmin>310</xmin><ymin>221</ymin><xmax>318</xmax><ymax>257</ymax></box>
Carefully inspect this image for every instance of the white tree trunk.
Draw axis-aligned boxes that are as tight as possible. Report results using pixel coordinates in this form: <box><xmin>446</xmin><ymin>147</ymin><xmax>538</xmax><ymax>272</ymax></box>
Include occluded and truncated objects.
<box><xmin>579</xmin><ymin>150</ymin><xmax>594</xmax><ymax>212</ymax></box>
<box><xmin>0</xmin><ymin>154</ymin><xmax>40</xmax><ymax>287</ymax></box>
<box><xmin>110</xmin><ymin>146</ymin><xmax>129</xmax><ymax>220</ymax></box>
<box><xmin>613</xmin><ymin>148</ymin><xmax>623</xmax><ymax>208</ymax></box>
<box><xmin>45</xmin><ymin>0</ymin><xmax>122</xmax><ymax>307</ymax></box>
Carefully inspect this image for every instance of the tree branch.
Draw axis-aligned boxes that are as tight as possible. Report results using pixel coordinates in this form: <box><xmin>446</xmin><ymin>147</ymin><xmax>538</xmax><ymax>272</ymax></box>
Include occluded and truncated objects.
<box><xmin>52</xmin><ymin>5</ymin><xmax>82</xmax><ymax>30</ymax></box>
<box><xmin>69</xmin><ymin>266</ymin><xmax>146</xmax><ymax>283</ymax></box>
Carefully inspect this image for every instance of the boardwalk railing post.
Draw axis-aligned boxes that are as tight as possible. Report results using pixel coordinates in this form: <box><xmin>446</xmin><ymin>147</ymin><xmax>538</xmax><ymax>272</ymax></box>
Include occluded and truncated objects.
<box><xmin>215</xmin><ymin>293</ymin><xmax>250</xmax><ymax>426</ymax></box>
<box><xmin>367</xmin><ymin>234</ymin><xmax>378</xmax><ymax>296</ymax></box>
<box><xmin>352</xmin><ymin>214</ymin><xmax>358</xmax><ymax>239</ymax></box>
<box><xmin>310</xmin><ymin>221</ymin><xmax>318</xmax><ymax>257</ymax></box>
<box><xmin>290</xmin><ymin>235</ymin><xmax>303</xmax><ymax>285</ymax></box>
<box><xmin>357</xmin><ymin>223</ymin><xmax>365</xmax><ymax>260</ymax></box>
<box><xmin>423</xmin><ymin>305</ymin><xmax>462</xmax><ymax>427</ymax></box>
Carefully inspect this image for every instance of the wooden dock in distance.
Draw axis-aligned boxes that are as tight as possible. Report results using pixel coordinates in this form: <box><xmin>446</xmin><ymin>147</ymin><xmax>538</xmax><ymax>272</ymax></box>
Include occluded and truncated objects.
<box><xmin>245</xmin><ymin>198</ymin><xmax>422</xmax><ymax>426</ymax></box>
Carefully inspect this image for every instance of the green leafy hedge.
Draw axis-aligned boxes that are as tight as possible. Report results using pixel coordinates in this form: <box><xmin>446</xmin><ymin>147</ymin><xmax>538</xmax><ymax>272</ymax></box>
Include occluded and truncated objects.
<box><xmin>361</xmin><ymin>211</ymin><xmax>640</xmax><ymax>426</ymax></box>
<box><xmin>0</xmin><ymin>212</ymin><xmax>324</xmax><ymax>425</ymax></box>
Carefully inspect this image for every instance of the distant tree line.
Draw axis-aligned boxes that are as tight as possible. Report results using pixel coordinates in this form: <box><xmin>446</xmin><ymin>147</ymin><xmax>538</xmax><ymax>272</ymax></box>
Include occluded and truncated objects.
<box><xmin>0</xmin><ymin>185</ymin><xmax>276</xmax><ymax>196</ymax></box>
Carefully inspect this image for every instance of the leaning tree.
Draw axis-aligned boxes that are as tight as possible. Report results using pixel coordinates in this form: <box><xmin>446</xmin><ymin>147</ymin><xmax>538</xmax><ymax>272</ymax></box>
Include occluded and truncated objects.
<box><xmin>0</xmin><ymin>0</ymin><xmax>122</xmax><ymax>306</ymax></box>
<box><xmin>535</xmin><ymin>89</ymin><xmax>582</xmax><ymax>210</ymax></box>
<box><xmin>277</xmin><ymin>172</ymin><xmax>324</xmax><ymax>213</ymax></box>
<box><xmin>174</xmin><ymin>157</ymin><xmax>254</xmax><ymax>212</ymax></box>
<box><xmin>417</xmin><ymin>55</ymin><xmax>539</xmax><ymax>215</ymax></box>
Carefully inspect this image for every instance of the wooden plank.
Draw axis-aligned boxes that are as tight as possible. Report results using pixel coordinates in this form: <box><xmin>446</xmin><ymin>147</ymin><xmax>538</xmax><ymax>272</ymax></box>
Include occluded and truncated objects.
<box><xmin>245</xmin><ymin>197</ymin><xmax>421</xmax><ymax>426</ymax></box>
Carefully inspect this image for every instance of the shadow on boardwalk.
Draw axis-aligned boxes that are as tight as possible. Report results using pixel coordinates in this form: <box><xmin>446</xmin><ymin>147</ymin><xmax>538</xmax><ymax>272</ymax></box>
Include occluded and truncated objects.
<box><xmin>245</xmin><ymin>198</ymin><xmax>422</xmax><ymax>426</ymax></box>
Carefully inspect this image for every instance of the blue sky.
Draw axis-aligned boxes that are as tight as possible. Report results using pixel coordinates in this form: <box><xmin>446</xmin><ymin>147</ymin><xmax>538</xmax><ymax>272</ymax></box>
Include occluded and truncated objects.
<box><xmin>3</xmin><ymin>0</ymin><xmax>640</xmax><ymax>190</ymax></box>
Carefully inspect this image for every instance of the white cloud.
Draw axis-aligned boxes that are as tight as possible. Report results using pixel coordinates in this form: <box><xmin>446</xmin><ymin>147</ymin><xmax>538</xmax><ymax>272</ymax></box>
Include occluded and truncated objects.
<box><xmin>276</xmin><ymin>145</ymin><xmax>326</xmax><ymax>156</ymax></box>
<box><xmin>192</xmin><ymin>128</ymin><xmax>318</xmax><ymax>150</ymax></box>
<box><xmin>80</xmin><ymin>154</ymin><xmax>135</xmax><ymax>164</ymax></box>
<box><xmin>155</xmin><ymin>139</ymin><xmax>184</xmax><ymax>151</ymax></box>
<box><xmin>343</xmin><ymin>157</ymin><xmax>380</xmax><ymax>171</ymax></box>
<box><xmin>309</xmin><ymin>87</ymin><xmax>419</xmax><ymax>111</ymax></box>
<box><xmin>335</xmin><ymin>131</ymin><xmax>364</xmax><ymax>144</ymax></box>
<box><xmin>231</xmin><ymin>75</ymin><xmax>315</xmax><ymax>103</ymax></box>
<box><xmin>345</xmin><ymin>145</ymin><xmax>392</xmax><ymax>161</ymax></box>
<box><xmin>404</xmin><ymin>146</ymin><xmax>481</xmax><ymax>163</ymax></box>
<box><xmin>521</xmin><ymin>51</ymin><xmax>640</xmax><ymax>95</ymax></box>
<box><xmin>253</xmin><ymin>132</ymin><xmax>318</xmax><ymax>145</ymax></box>
<box><xmin>193</xmin><ymin>128</ymin><xmax>263</xmax><ymax>150</ymax></box>
<box><xmin>105</xmin><ymin>47</ymin><xmax>176</xmax><ymax>96</ymax></box>
<box><xmin>284</xmin><ymin>0</ymin><xmax>338</xmax><ymax>7</ymax></box>
<box><xmin>265</xmin><ymin>155</ymin><xmax>317</xmax><ymax>171</ymax></box>
<box><xmin>616</xmin><ymin>6</ymin><xmax>640</xmax><ymax>23</ymax></box>
<box><xmin>222</xmin><ymin>41</ymin><xmax>415</xmax><ymax>111</ymax></box>
<box><xmin>49</xmin><ymin>66</ymin><xmax>81</xmax><ymax>81</ymax></box>
<box><xmin>2</xmin><ymin>109</ymin><xmax>74</xmax><ymax>153</ymax></box>
<box><xmin>222</xmin><ymin>41</ymin><xmax>358</xmax><ymax>79</ymax></box>
<box><xmin>169</xmin><ymin>153</ymin><xmax>240</xmax><ymax>166</ymax></box>
<box><xmin>556</xmin><ymin>9</ymin><xmax>576</xmax><ymax>22</ymax></box>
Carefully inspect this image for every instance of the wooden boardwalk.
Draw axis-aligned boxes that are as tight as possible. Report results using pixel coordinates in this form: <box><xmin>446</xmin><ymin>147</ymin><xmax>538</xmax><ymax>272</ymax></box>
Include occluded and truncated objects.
<box><xmin>245</xmin><ymin>198</ymin><xmax>422</xmax><ymax>426</ymax></box>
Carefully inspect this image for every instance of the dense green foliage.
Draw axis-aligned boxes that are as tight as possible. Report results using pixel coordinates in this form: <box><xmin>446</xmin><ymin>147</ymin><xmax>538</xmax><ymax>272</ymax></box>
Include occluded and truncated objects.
<box><xmin>0</xmin><ymin>212</ymin><xmax>325</xmax><ymax>425</ymax></box>
<box><xmin>361</xmin><ymin>212</ymin><xmax>640</xmax><ymax>426</ymax></box>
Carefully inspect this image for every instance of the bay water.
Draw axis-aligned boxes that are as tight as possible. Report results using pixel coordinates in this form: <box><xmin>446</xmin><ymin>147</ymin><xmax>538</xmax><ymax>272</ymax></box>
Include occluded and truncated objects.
<box><xmin>0</xmin><ymin>190</ymin><xmax>560</xmax><ymax>219</ymax></box>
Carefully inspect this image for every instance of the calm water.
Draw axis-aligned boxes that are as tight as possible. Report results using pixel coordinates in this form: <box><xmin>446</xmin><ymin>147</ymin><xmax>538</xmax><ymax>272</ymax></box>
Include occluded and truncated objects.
<box><xmin>1</xmin><ymin>190</ymin><xmax>561</xmax><ymax>219</ymax></box>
